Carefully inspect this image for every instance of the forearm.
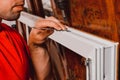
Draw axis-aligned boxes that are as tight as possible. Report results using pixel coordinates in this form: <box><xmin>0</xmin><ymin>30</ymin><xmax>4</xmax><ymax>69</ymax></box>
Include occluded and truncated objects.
<box><xmin>27</xmin><ymin>16</ymin><xmax>66</xmax><ymax>79</ymax></box>
<box><xmin>29</xmin><ymin>44</ymin><xmax>51</xmax><ymax>80</ymax></box>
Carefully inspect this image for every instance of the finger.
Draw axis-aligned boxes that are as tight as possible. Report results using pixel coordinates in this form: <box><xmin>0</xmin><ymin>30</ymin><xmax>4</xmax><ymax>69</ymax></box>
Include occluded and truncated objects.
<box><xmin>35</xmin><ymin>19</ymin><xmax>62</xmax><ymax>30</ymax></box>
<box><xmin>36</xmin><ymin>30</ymin><xmax>54</xmax><ymax>42</ymax></box>
<box><xmin>35</xmin><ymin>16</ymin><xmax>68</xmax><ymax>31</ymax></box>
<box><xmin>30</xmin><ymin>29</ymin><xmax>54</xmax><ymax>44</ymax></box>
<box><xmin>46</xmin><ymin>17</ymin><xmax>67</xmax><ymax>30</ymax></box>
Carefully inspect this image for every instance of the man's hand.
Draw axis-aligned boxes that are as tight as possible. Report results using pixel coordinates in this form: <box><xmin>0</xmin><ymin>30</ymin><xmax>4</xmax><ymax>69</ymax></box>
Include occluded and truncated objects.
<box><xmin>28</xmin><ymin>17</ymin><xmax>66</xmax><ymax>80</ymax></box>
<box><xmin>29</xmin><ymin>16</ymin><xmax>66</xmax><ymax>45</ymax></box>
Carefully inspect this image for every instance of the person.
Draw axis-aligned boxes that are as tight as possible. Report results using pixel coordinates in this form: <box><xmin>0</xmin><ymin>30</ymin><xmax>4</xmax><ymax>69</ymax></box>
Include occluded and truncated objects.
<box><xmin>0</xmin><ymin>0</ymin><xmax>66</xmax><ymax>80</ymax></box>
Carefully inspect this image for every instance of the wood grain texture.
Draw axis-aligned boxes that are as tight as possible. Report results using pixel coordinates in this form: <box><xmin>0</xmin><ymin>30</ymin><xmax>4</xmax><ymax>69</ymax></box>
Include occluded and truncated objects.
<box><xmin>64</xmin><ymin>47</ymin><xmax>86</xmax><ymax>80</ymax></box>
<box><xmin>26</xmin><ymin>0</ymin><xmax>45</xmax><ymax>17</ymax></box>
<box><xmin>51</xmin><ymin>0</ymin><xmax>119</xmax><ymax>41</ymax></box>
<box><xmin>51</xmin><ymin>0</ymin><xmax>120</xmax><ymax>80</ymax></box>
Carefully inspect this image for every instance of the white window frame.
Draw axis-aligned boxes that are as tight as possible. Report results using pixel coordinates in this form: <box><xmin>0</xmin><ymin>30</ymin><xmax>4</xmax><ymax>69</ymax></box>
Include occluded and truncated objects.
<box><xmin>18</xmin><ymin>11</ymin><xmax>119</xmax><ymax>80</ymax></box>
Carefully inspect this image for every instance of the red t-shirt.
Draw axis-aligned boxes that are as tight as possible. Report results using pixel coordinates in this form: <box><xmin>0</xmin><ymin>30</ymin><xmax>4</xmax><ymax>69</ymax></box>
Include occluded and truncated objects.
<box><xmin>0</xmin><ymin>23</ymin><xmax>31</xmax><ymax>80</ymax></box>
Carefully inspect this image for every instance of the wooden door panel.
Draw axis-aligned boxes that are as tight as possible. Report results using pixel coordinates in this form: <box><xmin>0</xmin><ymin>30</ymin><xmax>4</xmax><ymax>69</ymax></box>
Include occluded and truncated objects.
<box><xmin>50</xmin><ymin>0</ymin><xmax>119</xmax><ymax>80</ymax></box>
<box><xmin>51</xmin><ymin>0</ymin><xmax>119</xmax><ymax>41</ymax></box>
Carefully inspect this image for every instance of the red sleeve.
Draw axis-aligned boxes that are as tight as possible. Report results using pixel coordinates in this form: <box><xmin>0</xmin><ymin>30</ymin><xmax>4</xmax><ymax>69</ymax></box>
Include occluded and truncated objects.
<box><xmin>0</xmin><ymin>23</ymin><xmax>31</xmax><ymax>80</ymax></box>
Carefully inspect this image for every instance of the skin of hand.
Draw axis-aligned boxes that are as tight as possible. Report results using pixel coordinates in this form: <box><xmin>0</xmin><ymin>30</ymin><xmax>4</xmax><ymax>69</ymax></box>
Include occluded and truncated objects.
<box><xmin>28</xmin><ymin>17</ymin><xmax>66</xmax><ymax>80</ymax></box>
<box><xmin>29</xmin><ymin>16</ymin><xmax>66</xmax><ymax>45</ymax></box>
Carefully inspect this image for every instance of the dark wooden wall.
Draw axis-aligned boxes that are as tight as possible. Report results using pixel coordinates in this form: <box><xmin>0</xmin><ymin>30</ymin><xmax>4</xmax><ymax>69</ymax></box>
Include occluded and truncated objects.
<box><xmin>51</xmin><ymin>0</ymin><xmax>120</xmax><ymax>80</ymax></box>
